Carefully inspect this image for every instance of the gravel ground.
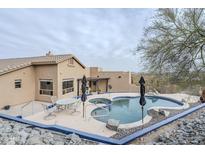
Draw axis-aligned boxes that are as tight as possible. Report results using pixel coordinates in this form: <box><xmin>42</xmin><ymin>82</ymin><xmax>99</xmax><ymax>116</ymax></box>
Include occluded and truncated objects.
<box><xmin>0</xmin><ymin>118</ymin><xmax>98</xmax><ymax>145</ymax></box>
<box><xmin>131</xmin><ymin>106</ymin><xmax>205</xmax><ymax>145</ymax></box>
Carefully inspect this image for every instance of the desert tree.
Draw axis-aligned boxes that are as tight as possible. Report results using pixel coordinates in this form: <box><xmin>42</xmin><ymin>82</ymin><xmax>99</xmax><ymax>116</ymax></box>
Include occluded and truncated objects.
<box><xmin>136</xmin><ymin>8</ymin><xmax>205</xmax><ymax>81</ymax></box>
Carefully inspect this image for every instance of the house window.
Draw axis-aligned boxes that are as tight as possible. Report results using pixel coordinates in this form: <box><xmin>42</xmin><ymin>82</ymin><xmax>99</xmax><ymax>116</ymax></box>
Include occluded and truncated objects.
<box><xmin>15</xmin><ymin>79</ymin><xmax>22</xmax><ymax>88</ymax></box>
<box><xmin>62</xmin><ymin>79</ymin><xmax>74</xmax><ymax>95</ymax></box>
<box><xmin>39</xmin><ymin>80</ymin><xmax>53</xmax><ymax>96</ymax></box>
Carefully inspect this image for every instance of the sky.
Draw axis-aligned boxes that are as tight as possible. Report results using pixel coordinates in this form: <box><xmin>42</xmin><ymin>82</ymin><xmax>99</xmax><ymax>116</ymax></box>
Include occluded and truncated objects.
<box><xmin>0</xmin><ymin>8</ymin><xmax>155</xmax><ymax>72</ymax></box>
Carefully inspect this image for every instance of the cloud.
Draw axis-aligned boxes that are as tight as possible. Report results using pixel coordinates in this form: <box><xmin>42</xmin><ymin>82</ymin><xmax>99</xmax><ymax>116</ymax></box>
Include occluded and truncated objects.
<box><xmin>0</xmin><ymin>8</ymin><xmax>154</xmax><ymax>72</ymax></box>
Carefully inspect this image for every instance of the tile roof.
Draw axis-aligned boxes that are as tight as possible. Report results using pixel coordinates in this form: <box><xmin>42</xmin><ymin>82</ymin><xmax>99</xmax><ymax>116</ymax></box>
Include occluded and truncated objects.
<box><xmin>0</xmin><ymin>54</ymin><xmax>85</xmax><ymax>76</ymax></box>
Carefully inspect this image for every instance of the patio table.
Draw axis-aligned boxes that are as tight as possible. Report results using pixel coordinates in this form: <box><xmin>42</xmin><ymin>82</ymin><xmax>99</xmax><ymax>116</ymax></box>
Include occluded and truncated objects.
<box><xmin>55</xmin><ymin>98</ymin><xmax>79</xmax><ymax>110</ymax></box>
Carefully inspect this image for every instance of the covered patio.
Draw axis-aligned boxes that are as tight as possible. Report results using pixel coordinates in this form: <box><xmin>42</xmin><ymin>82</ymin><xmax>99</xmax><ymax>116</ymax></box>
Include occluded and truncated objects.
<box><xmin>77</xmin><ymin>77</ymin><xmax>110</xmax><ymax>96</ymax></box>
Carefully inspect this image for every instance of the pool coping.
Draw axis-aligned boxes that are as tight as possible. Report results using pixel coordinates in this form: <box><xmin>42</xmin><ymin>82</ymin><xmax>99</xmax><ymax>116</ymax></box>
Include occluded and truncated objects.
<box><xmin>0</xmin><ymin>103</ymin><xmax>205</xmax><ymax>145</ymax></box>
<box><xmin>89</xmin><ymin>95</ymin><xmax>188</xmax><ymax>129</ymax></box>
<box><xmin>112</xmin><ymin>95</ymin><xmax>184</xmax><ymax>105</ymax></box>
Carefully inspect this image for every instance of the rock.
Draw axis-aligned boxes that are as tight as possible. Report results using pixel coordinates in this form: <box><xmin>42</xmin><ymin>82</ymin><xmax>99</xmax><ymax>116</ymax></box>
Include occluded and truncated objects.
<box><xmin>182</xmin><ymin>120</ymin><xmax>188</xmax><ymax>125</ymax></box>
<box><xmin>181</xmin><ymin>98</ymin><xmax>186</xmax><ymax>102</ymax></box>
<box><xmin>190</xmin><ymin>140</ymin><xmax>199</xmax><ymax>144</ymax></box>
<box><xmin>159</xmin><ymin>110</ymin><xmax>169</xmax><ymax>117</ymax></box>
<box><xmin>42</xmin><ymin>133</ymin><xmax>54</xmax><ymax>144</ymax></box>
<box><xmin>30</xmin><ymin>129</ymin><xmax>40</xmax><ymax>136</ymax></box>
<box><xmin>147</xmin><ymin>108</ymin><xmax>159</xmax><ymax>117</ymax></box>
<box><xmin>4</xmin><ymin>125</ymin><xmax>13</xmax><ymax>133</ymax></box>
<box><xmin>54</xmin><ymin>141</ymin><xmax>65</xmax><ymax>145</ymax></box>
<box><xmin>106</xmin><ymin>119</ymin><xmax>120</xmax><ymax>131</ymax></box>
<box><xmin>66</xmin><ymin>133</ymin><xmax>81</xmax><ymax>144</ymax></box>
<box><xmin>24</xmin><ymin>128</ymin><xmax>33</xmax><ymax>133</ymax></box>
<box><xmin>148</xmin><ymin>109</ymin><xmax>169</xmax><ymax>118</ymax></box>
<box><xmin>194</xmin><ymin>118</ymin><xmax>201</xmax><ymax>124</ymax></box>
<box><xmin>6</xmin><ymin>140</ymin><xmax>16</xmax><ymax>145</ymax></box>
<box><xmin>42</xmin><ymin>137</ymin><xmax>52</xmax><ymax>144</ymax></box>
<box><xmin>158</xmin><ymin>135</ymin><xmax>166</xmax><ymax>142</ymax></box>
<box><xmin>178</xmin><ymin>139</ymin><xmax>187</xmax><ymax>145</ymax></box>
<box><xmin>164</xmin><ymin>132</ymin><xmax>170</xmax><ymax>138</ymax></box>
<box><xmin>18</xmin><ymin>130</ymin><xmax>29</xmax><ymax>144</ymax></box>
<box><xmin>26</xmin><ymin>136</ymin><xmax>44</xmax><ymax>145</ymax></box>
<box><xmin>176</xmin><ymin>129</ymin><xmax>184</xmax><ymax>133</ymax></box>
<box><xmin>19</xmin><ymin>130</ymin><xmax>29</xmax><ymax>138</ymax></box>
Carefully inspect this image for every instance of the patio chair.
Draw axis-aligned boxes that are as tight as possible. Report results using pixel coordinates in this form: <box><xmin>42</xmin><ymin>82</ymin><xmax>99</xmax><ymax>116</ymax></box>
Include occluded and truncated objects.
<box><xmin>50</xmin><ymin>96</ymin><xmax>64</xmax><ymax>111</ymax></box>
<box><xmin>50</xmin><ymin>96</ymin><xmax>57</xmax><ymax>105</ymax></box>
<box><xmin>40</xmin><ymin>96</ymin><xmax>58</xmax><ymax>120</ymax></box>
<box><xmin>68</xmin><ymin>100</ymin><xmax>81</xmax><ymax>115</ymax></box>
<box><xmin>41</xmin><ymin>103</ymin><xmax>57</xmax><ymax>120</ymax></box>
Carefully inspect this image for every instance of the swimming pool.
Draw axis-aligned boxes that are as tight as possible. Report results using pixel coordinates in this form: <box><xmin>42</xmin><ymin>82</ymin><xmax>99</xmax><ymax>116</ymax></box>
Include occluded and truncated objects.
<box><xmin>90</xmin><ymin>96</ymin><xmax>183</xmax><ymax>124</ymax></box>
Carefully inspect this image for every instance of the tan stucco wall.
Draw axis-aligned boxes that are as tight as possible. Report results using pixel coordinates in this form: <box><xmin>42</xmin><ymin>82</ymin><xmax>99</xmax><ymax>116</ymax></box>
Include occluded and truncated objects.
<box><xmin>89</xmin><ymin>67</ymin><xmax>103</xmax><ymax>77</ymax></box>
<box><xmin>97</xmin><ymin>80</ymin><xmax>107</xmax><ymax>93</ymax></box>
<box><xmin>34</xmin><ymin>65</ymin><xmax>58</xmax><ymax>102</ymax></box>
<box><xmin>57</xmin><ymin>58</ymin><xmax>87</xmax><ymax>99</ymax></box>
<box><xmin>98</xmin><ymin>71</ymin><xmax>137</xmax><ymax>92</ymax></box>
<box><xmin>0</xmin><ymin>66</ymin><xmax>35</xmax><ymax>108</ymax></box>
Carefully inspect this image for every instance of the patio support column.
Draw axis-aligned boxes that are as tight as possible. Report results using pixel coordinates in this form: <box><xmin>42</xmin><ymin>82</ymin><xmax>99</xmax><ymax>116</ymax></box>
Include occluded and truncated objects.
<box><xmin>77</xmin><ymin>79</ymin><xmax>80</xmax><ymax>96</ymax></box>
<box><xmin>106</xmin><ymin>79</ymin><xmax>108</xmax><ymax>92</ymax></box>
<box><xmin>95</xmin><ymin>80</ymin><xmax>98</xmax><ymax>92</ymax></box>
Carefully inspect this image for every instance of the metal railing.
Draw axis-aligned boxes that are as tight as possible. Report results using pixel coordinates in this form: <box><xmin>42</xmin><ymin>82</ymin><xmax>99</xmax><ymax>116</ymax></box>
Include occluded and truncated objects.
<box><xmin>20</xmin><ymin>101</ymin><xmax>47</xmax><ymax>117</ymax></box>
<box><xmin>20</xmin><ymin>101</ymin><xmax>35</xmax><ymax>116</ymax></box>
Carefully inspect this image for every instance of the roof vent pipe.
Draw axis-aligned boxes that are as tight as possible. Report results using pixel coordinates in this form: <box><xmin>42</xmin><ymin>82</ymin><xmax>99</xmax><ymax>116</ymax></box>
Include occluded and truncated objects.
<box><xmin>46</xmin><ymin>51</ymin><xmax>53</xmax><ymax>56</ymax></box>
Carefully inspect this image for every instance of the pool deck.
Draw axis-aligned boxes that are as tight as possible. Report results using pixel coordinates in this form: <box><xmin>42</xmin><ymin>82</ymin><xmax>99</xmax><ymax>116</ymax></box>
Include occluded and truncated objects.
<box><xmin>0</xmin><ymin>93</ymin><xmax>200</xmax><ymax>139</ymax></box>
<box><xmin>25</xmin><ymin>101</ymin><xmax>116</xmax><ymax>137</ymax></box>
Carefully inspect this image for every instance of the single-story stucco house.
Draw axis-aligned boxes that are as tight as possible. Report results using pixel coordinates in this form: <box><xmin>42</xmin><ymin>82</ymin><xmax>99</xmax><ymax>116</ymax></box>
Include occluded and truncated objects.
<box><xmin>0</xmin><ymin>52</ymin><xmax>137</xmax><ymax>108</ymax></box>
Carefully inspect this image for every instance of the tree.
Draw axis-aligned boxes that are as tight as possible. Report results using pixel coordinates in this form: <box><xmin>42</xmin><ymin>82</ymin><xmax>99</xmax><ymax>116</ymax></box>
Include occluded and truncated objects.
<box><xmin>136</xmin><ymin>9</ymin><xmax>205</xmax><ymax>80</ymax></box>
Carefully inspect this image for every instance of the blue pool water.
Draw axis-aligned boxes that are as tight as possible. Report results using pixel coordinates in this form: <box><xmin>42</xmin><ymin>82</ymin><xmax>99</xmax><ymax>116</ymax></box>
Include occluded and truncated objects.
<box><xmin>90</xmin><ymin>96</ymin><xmax>183</xmax><ymax>124</ymax></box>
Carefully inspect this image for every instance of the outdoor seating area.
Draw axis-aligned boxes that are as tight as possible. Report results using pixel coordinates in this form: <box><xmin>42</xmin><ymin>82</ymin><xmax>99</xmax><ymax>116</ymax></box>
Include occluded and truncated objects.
<box><xmin>42</xmin><ymin>96</ymin><xmax>81</xmax><ymax>120</ymax></box>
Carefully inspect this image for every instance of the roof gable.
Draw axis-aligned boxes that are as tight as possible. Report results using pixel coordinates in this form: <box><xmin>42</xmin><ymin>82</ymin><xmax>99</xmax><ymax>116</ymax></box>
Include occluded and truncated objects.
<box><xmin>0</xmin><ymin>54</ymin><xmax>86</xmax><ymax>76</ymax></box>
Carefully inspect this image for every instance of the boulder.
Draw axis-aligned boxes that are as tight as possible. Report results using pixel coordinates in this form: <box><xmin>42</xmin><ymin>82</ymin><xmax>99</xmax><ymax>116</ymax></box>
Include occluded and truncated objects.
<box><xmin>181</xmin><ymin>99</ymin><xmax>186</xmax><ymax>103</ymax></box>
<box><xmin>147</xmin><ymin>109</ymin><xmax>158</xmax><ymax>118</ymax></box>
<box><xmin>147</xmin><ymin>108</ymin><xmax>169</xmax><ymax>118</ymax></box>
<box><xmin>106</xmin><ymin>119</ymin><xmax>120</xmax><ymax>131</ymax></box>
<box><xmin>158</xmin><ymin>110</ymin><xmax>169</xmax><ymax>117</ymax></box>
